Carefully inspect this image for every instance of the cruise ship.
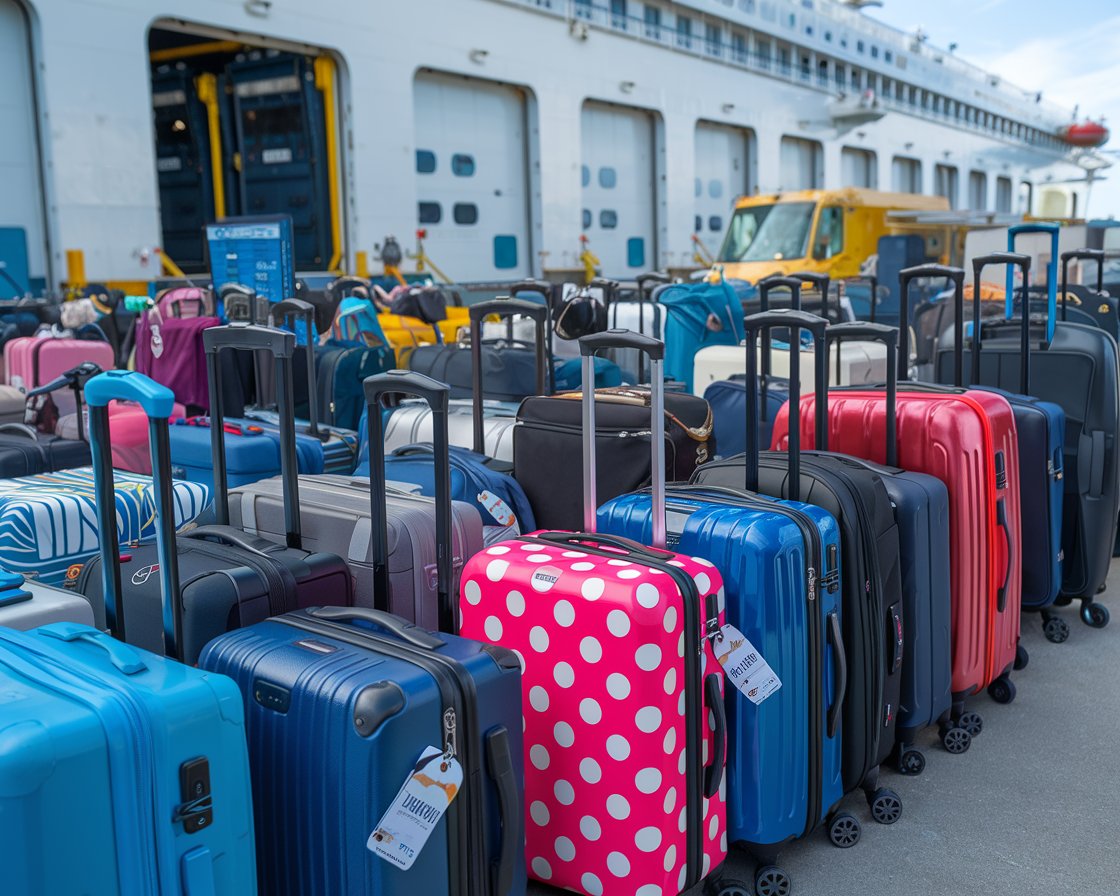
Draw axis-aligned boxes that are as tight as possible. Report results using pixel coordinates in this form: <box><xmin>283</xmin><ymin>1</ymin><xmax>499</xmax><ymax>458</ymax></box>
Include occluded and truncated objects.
<box><xmin>0</xmin><ymin>0</ymin><xmax>1110</xmax><ymax>294</ymax></box>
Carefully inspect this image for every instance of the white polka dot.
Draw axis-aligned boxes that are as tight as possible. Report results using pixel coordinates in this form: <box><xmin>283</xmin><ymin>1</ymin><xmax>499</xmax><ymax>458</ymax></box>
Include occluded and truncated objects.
<box><xmin>554</xmin><ymin>779</ymin><xmax>575</xmax><ymax>805</ymax></box>
<box><xmin>663</xmin><ymin>843</ymin><xmax>677</xmax><ymax>872</ymax></box>
<box><xmin>530</xmin><ymin>801</ymin><xmax>550</xmax><ymax>826</ymax></box>
<box><xmin>663</xmin><ymin>786</ymin><xmax>677</xmax><ymax>813</ymax></box>
<box><xmin>678</xmin><ymin>865</ymin><xmax>688</xmax><ymax>891</ymax></box>
<box><xmin>663</xmin><ymin>605</ymin><xmax>678</xmax><ymax>633</ymax></box>
<box><xmin>692</xmin><ymin>556</ymin><xmax>715</xmax><ymax>567</ymax></box>
<box><xmin>678</xmin><ymin>634</ymin><xmax>685</xmax><ymax>657</ymax></box>
<box><xmin>580</xmin><ymin>816</ymin><xmax>602</xmax><ymax>841</ymax></box>
<box><xmin>636</xmin><ymin>583</ymin><xmax>660</xmax><ymax>608</ymax></box>
<box><xmin>506</xmin><ymin>590</ymin><xmax>526</xmax><ymax>616</ymax></box>
<box><xmin>531</xmin><ymin>856</ymin><xmax>552</xmax><ymax>880</ymax></box>
<box><xmin>512</xmin><ymin>650</ymin><xmax>526</xmax><ymax>672</ymax></box>
<box><xmin>703</xmin><ymin>853</ymin><xmax>711</xmax><ymax>876</ymax></box>
<box><xmin>464</xmin><ymin>579</ymin><xmax>482</xmax><ymax>605</ymax></box>
<box><xmin>635</xmin><ymin>644</ymin><xmax>662</xmax><ymax>671</ymax></box>
<box><xmin>571</xmin><ymin>562</ymin><xmax>595</xmax><ymax>572</ymax></box>
<box><xmin>554</xmin><ymin>662</ymin><xmax>575</xmax><ymax>688</ymax></box>
<box><xmin>581</xmin><ymin>577</ymin><xmax>605</xmax><ymax>600</ymax></box>
<box><xmin>663</xmin><ymin>667</ymin><xmax>677</xmax><ymax>694</ymax></box>
<box><xmin>709</xmin><ymin>814</ymin><xmax>719</xmax><ymax>840</ymax></box>
<box><xmin>554</xmin><ymin>721</ymin><xmax>575</xmax><ymax>748</ymax></box>
<box><xmin>484</xmin><ymin>616</ymin><xmax>503</xmax><ymax>641</ymax></box>
<box><xmin>604</xmin><ymin>558</ymin><xmax>628</xmax><ymax>567</ymax></box>
<box><xmin>530</xmin><ymin>744</ymin><xmax>550</xmax><ymax>770</ymax></box>
<box><xmin>606</xmin><ymin>794</ymin><xmax>630</xmax><ymax>819</ymax></box>
<box><xmin>678</xmin><ymin>806</ymin><xmax>688</xmax><ymax>832</ymax></box>
<box><xmin>635</xmin><ymin>827</ymin><xmax>663</xmax><ymax>853</ymax></box>
<box><xmin>668</xmin><ymin>559</ymin><xmax>686</xmax><ymax>568</ymax></box>
<box><xmin>663</xmin><ymin>727</ymin><xmax>677</xmax><ymax>755</ymax></box>
<box><xmin>529</xmin><ymin>626</ymin><xmax>550</xmax><ymax>653</ymax></box>
<box><xmin>607</xmin><ymin>852</ymin><xmax>630</xmax><ymax>877</ymax></box>
<box><xmin>606</xmin><ymin>734</ymin><xmax>631</xmax><ymax>761</ymax></box>
<box><xmin>720</xmin><ymin>831</ymin><xmax>728</xmax><ymax>852</ymax></box>
<box><xmin>519</xmin><ymin>543</ymin><xmax>541</xmax><ymax>551</ymax></box>
<box><xmin>606</xmin><ymin>673</ymin><xmax>631</xmax><ymax>700</ymax></box>
<box><xmin>487</xmin><ymin>545</ymin><xmax>511</xmax><ymax>555</ymax></box>
<box><xmin>579</xmin><ymin>698</ymin><xmax>602</xmax><ymax>724</ymax></box>
<box><xmin>580</xmin><ymin>636</ymin><xmax>603</xmax><ymax>663</ymax></box>
<box><xmin>617</xmin><ymin>568</ymin><xmax>642</xmax><ymax>580</ymax></box>
<box><xmin>636</xmin><ymin>706</ymin><xmax>662</xmax><ymax>733</ymax></box>
<box><xmin>527</xmin><ymin>553</ymin><xmax>550</xmax><ymax>563</ymax></box>
<box><xmin>554</xmin><ymin>836</ymin><xmax>576</xmax><ymax>862</ymax></box>
<box><xmin>607</xmin><ymin>610</ymin><xmax>631</xmax><ymax>637</ymax></box>
<box><xmin>635</xmin><ymin>767</ymin><xmax>663</xmax><ymax>794</ymax></box>
<box><xmin>529</xmin><ymin>686</ymin><xmax>549</xmax><ymax>712</ymax></box>
<box><xmin>694</xmin><ymin>572</ymin><xmax>712</xmax><ymax>594</ymax></box>
<box><xmin>677</xmin><ymin>749</ymin><xmax>687</xmax><ymax>774</ymax></box>
<box><xmin>485</xmin><ymin>559</ymin><xmax>509</xmax><ymax>581</ymax></box>
<box><xmin>636</xmin><ymin>887</ymin><xmax>663</xmax><ymax>896</ymax></box>
<box><xmin>678</xmin><ymin>690</ymin><xmax>686</xmax><ymax>715</ymax></box>
<box><xmin>562</xmin><ymin>551</ymin><xmax>588</xmax><ymax>559</ymax></box>
<box><xmin>554</xmin><ymin>600</ymin><xmax>576</xmax><ymax>627</ymax></box>
<box><xmin>580</xmin><ymin>758</ymin><xmax>602</xmax><ymax>783</ymax></box>
<box><xmin>581</xmin><ymin>872</ymin><xmax>603</xmax><ymax>896</ymax></box>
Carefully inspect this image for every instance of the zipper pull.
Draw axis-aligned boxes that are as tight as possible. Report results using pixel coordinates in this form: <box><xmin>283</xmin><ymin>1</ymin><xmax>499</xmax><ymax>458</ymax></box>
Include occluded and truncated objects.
<box><xmin>807</xmin><ymin>567</ymin><xmax>817</xmax><ymax>602</ymax></box>
<box><xmin>443</xmin><ymin>707</ymin><xmax>458</xmax><ymax>758</ymax></box>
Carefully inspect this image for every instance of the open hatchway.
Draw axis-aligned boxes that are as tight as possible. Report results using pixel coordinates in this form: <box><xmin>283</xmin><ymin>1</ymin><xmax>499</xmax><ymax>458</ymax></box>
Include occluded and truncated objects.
<box><xmin>147</xmin><ymin>24</ymin><xmax>345</xmax><ymax>274</ymax></box>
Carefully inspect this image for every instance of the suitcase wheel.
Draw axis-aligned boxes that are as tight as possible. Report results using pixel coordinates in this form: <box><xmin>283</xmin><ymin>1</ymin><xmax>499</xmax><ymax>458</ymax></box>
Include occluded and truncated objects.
<box><xmin>1039</xmin><ymin>617</ymin><xmax>1068</xmax><ymax>645</ymax></box>
<box><xmin>868</xmin><ymin>787</ymin><xmax>903</xmax><ymax>825</ymax></box>
<box><xmin>957</xmin><ymin>711</ymin><xmax>984</xmax><ymax>738</ymax></box>
<box><xmin>940</xmin><ymin>724</ymin><xmax>972</xmax><ymax>755</ymax></box>
<box><xmin>753</xmin><ymin>866</ymin><xmax>791</xmax><ymax>896</ymax></box>
<box><xmin>987</xmin><ymin>675</ymin><xmax>1016</xmax><ymax>705</ymax></box>
<box><xmin>1080</xmin><ymin>600</ymin><xmax>1110</xmax><ymax>629</ymax></box>
<box><xmin>826</xmin><ymin>812</ymin><xmax>861</xmax><ymax>848</ymax></box>
<box><xmin>897</xmin><ymin>747</ymin><xmax>927</xmax><ymax>776</ymax></box>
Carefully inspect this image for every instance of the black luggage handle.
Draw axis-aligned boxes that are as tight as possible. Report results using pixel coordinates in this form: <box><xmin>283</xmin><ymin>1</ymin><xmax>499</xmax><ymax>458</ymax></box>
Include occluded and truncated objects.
<box><xmin>898</xmin><ymin>264</ymin><xmax>965</xmax><ymax>384</ymax></box>
<box><xmin>577</xmin><ymin>330</ymin><xmax>668</xmax><ymax>547</ymax></box>
<box><xmin>755</xmin><ymin>276</ymin><xmax>806</xmax><ymax>382</ymax></box>
<box><xmin>826</xmin><ymin>323</ymin><xmax>899</xmax><ymax>466</ymax></box>
<box><xmin>742</xmin><ymin>309</ymin><xmax>829</xmax><ymax>502</ymax></box>
<box><xmin>0</xmin><ymin>422</ymin><xmax>41</xmax><ymax>442</ymax></box>
<box><xmin>589</xmin><ymin>277</ymin><xmax>621</xmax><ymax>304</ymax></box>
<box><xmin>486</xmin><ymin>727</ymin><xmax>521</xmax><ymax>896</ymax></box>
<box><xmin>1061</xmin><ymin>249</ymin><xmax>1106</xmax><ymax>322</ymax></box>
<box><xmin>308</xmin><ymin>606</ymin><xmax>445</xmax><ymax>649</ymax></box>
<box><xmin>204</xmin><ymin>325</ymin><xmax>304</xmax><ymax>551</ymax></box>
<box><xmin>636</xmin><ymin>271</ymin><xmax>671</xmax><ymax>300</ymax></box>
<box><xmin>789</xmin><ymin>271</ymin><xmax>834</xmax><ymax>320</ymax></box>
<box><xmin>469</xmin><ymin>297</ymin><xmax>549</xmax><ymax>453</ymax></box>
<box><xmin>180</xmin><ymin>525</ymin><xmax>278</xmax><ymax>557</ymax></box>
<box><xmin>827</xmin><ymin>610</ymin><xmax>847</xmax><ymax>739</ymax></box>
<box><xmin>972</xmin><ymin>253</ymin><xmax>1032</xmax><ymax>395</ymax></box>
<box><xmin>269</xmin><ymin>298</ymin><xmax>323</xmax><ymax>441</ymax></box>
<box><xmin>995</xmin><ymin>498</ymin><xmax>1013</xmax><ymax>614</ymax></box>
<box><xmin>703</xmin><ymin>673</ymin><xmax>727</xmax><ymax>799</ymax></box>
<box><xmin>844</xmin><ymin>275</ymin><xmax>880</xmax><ymax>322</ymax></box>
<box><xmin>364</xmin><ymin>370</ymin><xmax>456</xmax><ymax>633</ymax></box>
<box><xmin>85</xmin><ymin>370</ymin><xmax>181</xmax><ymax>657</ymax></box>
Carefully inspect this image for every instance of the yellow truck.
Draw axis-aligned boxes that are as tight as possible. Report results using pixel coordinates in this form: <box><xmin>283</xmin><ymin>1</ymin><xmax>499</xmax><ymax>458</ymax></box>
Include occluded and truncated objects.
<box><xmin>716</xmin><ymin>188</ymin><xmax>950</xmax><ymax>282</ymax></box>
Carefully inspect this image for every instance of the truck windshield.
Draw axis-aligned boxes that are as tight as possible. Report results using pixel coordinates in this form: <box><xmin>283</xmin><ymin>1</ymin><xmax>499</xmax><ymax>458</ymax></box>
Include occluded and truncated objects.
<box><xmin>719</xmin><ymin>202</ymin><xmax>816</xmax><ymax>263</ymax></box>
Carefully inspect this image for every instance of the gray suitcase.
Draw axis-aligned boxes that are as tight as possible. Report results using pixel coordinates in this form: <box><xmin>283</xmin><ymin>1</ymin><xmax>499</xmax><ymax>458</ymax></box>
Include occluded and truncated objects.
<box><xmin>0</xmin><ymin>568</ymin><xmax>96</xmax><ymax>630</ymax></box>
<box><xmin>228</xmin><ymin>474</ymin><xmax>483</xmax><ymax>627</ymax></box>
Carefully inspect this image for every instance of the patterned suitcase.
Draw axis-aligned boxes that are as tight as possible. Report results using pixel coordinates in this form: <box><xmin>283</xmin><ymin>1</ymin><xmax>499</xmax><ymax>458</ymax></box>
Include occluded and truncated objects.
<box><xmin>460</xmin><ymin>329</ymin><xmax>730</xmax><ymax>896</ymax></box>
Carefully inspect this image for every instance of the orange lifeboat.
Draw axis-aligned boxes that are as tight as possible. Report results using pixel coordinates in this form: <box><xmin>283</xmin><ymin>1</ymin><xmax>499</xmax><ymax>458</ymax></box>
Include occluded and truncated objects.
<box><xmin>1059</xmin><ymin>121</ymin><xmax>1110</xmax><ymax>148</ymax></box>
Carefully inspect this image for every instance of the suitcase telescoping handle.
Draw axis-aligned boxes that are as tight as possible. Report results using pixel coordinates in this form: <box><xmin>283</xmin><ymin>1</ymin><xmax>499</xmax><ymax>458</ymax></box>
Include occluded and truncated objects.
<box><xmin>898</xmin><ymin>264</ymin><xmax>965</xmax><ymax>384</ymax></box>
<box><xmin>85</xmin><ymin>370</ymin><xmax>183</xmax><ymax>657</ymax></box>
<box><xmin>269</xmin><ymin>298</ymin><xmax>322</xmax><ymax>440</ymax></box>
<box><xmin>504</xmin><ymin>280</ymin><xmax>559</xmax><ymax>394</ymax></box>
<box><xmin>579</xmin><ymin>329</ymin><xmax>667</xmax><ymax>547</ymax></box>
<box><xmin>1008</xmin><ymin>222</ymin><xmax>1059</xmax><ymax>342</ymax></box>
<box><xmin>742</xmin><ymin>309</ymin><xmax>828</xmax><ymax>502</ymax></box>
<box><xmin>789</xmin><ymin>271</ymin><xmax>834</xmax><ymax>320</ymax></box>
<box><xmin>364</xmin><ymin>370</ymin><xmax>456</xmax><ymax>633</ymax></box>
<box><xmin>1061</xmin><ymin>249</ymin><xmax>1107</xmax><ymax>322</ymax></box>
<box><xmin>754</xmin><ymin>276</ymin><xmax>804</xmax><ymax>385</ymax></box>
<box><xmin>972</xmin><ymin>253</ymin><xmax>1032</xmax><ymax>394</ymax></box>
<box><xmin>468</xmin><ymin>297</ymin><xmax>550</xmax><ymax>453</ymax></box>
<box><xmin>636</xmin><ymin>271</ymin><xmax>671</xmax><ymax>301</ymax></box>
<box><xmin>203</xmin><ymin>324</ymin><xmax>304</xmax><ymax>550</ymax></box>
<box><xmin>826</xmin><ymin>322</ymin><xmax>899</xmax><ymax>467</ymax></box>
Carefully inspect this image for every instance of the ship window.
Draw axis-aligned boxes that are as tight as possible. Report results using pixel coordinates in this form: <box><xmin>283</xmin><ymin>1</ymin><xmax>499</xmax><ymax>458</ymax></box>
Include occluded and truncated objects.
<box><xmin>600</xmin><ymin>210</ymin><xmax>618</xmax><ymax>229</ymax></box>
<box><xmin>706</xmin><ymin>23</ymin><xmax>721</xmax><ymax>54</ymax></box>
<box><xmin>732</xmin><ymin>32</ymin><xmax>748</xmax><ymax>62</ymax></box>
<box><xmin>582</xmin><ymin>209</ymin><xmax>592</xmax><ymax>229</ymax></box>
<box><xmin>857</xmin><ymin>40</ymin><xmax>865</xmax><ymax>53</ymax></box>
<box><xmin>627</xmin><ymin>238</ymin><xmax>646</xmax><ymax>268</ymax></box>
<box><xmin>824</xmin><ymin>30</ymin><xmax>832</xmax><ymax>41</ymax></box>
<box><xmin>709</xmin><ymin>215</ymin><xmax>723</xmax><ymax>232</ymax></box>
<box><xmin>599</xmin><ymin>167</ymin><xmax>618</xmax><ymax>189</ymax></box>
<box><xmin>812</xmin><ymin>206</ymin><xmax>844</xmax><ymax>260</ymax></box>
<box><xmin>935</xmin><ymin>164</ymin><xmax>959</xmax><ymax>208</ymax></box>
<box><xmin>416</xmin><ymin>150</ymin><xmax>436</xmax><ymax>174</ymax></box>
<box><xmin>695</xmin><ymin>215</ymin><xmax>703</xmax><ymax>233</ymax></box>
<box><xmin>453</xmin><ymin>203</ymin><xmax>479</xmax><ymax>225</ymax></box>
<box><xmin>709</xmin><ymin>180</ymin><xmax>724</xmax><ymax>199</ymax></box>
<box><xmin>574</xmin><ymin>0</ymin><xmax>593</xmax><ymax>20</ymax></box>
<box><xmin>969</xmin><ymin>171</ymin><xmax>988</xmax><ymax>210</ymax></box>
<box><xmin>840</xmin><ymin>37</ymin><xmax>847</xmax><ymax>48</ymax></box>
<box><xmin>418</xmin><ymin>202</ymin><xmax>441</xmax><ymax>224</ymax></box>
<box><xmin>870</xmin><ymin>45</ymin><xmax>879</xmax><ymax>58</ymax></box>
<box><xmin>805</xmin><ymin>25</ymin><xmax>813</xmax><ymax>36</ymax></box>
<box><xmin>695</xmin><ymin>177</ymin><xmax>703</xmax><ymax>197</ymax></box>
<box><xmin>884</xmin><ymin>50</ymin><xmax>893</xmax><ymax>63</ymax></box>
<box><xmin>787</xmin><ymin>13</ymin><xmax>796</xmax><ymax>27</ymax></box>
<box><xmin>581</xmin><ymin>165</ymin><xmax>591</xmax><ymax>187</ymax></box>
<box><xmin>739</xmin><ymin>0</ymin><xmax>755</xmax><ymax>11</ymax></box>
<box><xmin>996</xmin><ymin>176</ymin><xmax>1013</xmax><ymax>213</ymax></box>
<box><xmin>451</xmin><ymin>154</ymin><xmax>475</xmax><ymax>177</ymax></box>
<box><xmin>493</xmin><ymin>235</ymin><xmax>518</xmax><ymax>269</ymax></box>
<box><xmin>677</xmin><ymin>15</ymin><xmax>693</xmax><ymax>48</ymax></box>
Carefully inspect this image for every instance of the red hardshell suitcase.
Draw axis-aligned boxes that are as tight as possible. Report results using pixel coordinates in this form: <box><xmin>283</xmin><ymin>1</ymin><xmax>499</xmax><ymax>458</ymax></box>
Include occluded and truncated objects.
<box><xmin>459</xmin><ymin>330</ymin><xmax>730</xmax><ymax>896</ymax></box>
<box><xmin>773</xmin><ymin>264</ymin><xmax>1024</xmax><ymax>713</ymax></box>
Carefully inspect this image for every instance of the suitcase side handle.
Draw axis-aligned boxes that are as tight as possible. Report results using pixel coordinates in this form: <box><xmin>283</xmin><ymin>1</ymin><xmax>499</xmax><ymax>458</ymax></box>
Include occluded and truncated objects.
<box><xmin>39</xmin><ymin>623</ymin><xmax>148</xmax><ymax>675</ymax></box>
<box><xmin>1061</xmin><ymin>249</ymin><xmax>1106</xmax><ymax>324</ymax></box>
<box><xmin>307</xmin><ymin>606</ymin><xmax>445</xmax><ymax>649</ymax></box>
<box><xmin>702</xmin><ymin>673</ymin><xmax>726</xmax><ymax>799</ymax></box>
<box><xmin>826</xmin><ymin>323</ymin><xmax>899</xmax><ymax>466</ymax></box>
<box><xmin>898</xmin><ymin>264</ymin><xmax>965</xmax><ymax>385</ymax></box>
<box><xmin>995</xmin><ymin>498</ymin><xmax>1013</xmax><ymax>614</ymax></box>
<box><xmin>827</xmin><ymin>610</ymin><xmax>847</xmax><ymax>739</ymax></box>
<box><xmin>972</xmin><ymin>253</ymin><xmax>1032</xmax><ymax>394</ymax></box>
<box><xmin>270</xmin><ymin>298</ymin><xmax>323</xmax><ymax>441</ymax></box>
<box><xmin>531</xmin><ymin>530</ymin><xmax>675</xmax><ymax>562</ymax></box>
<box><xmin>485</xmin><ymin>726</ymin><xmax>521</xmax><ymax>896</ymax></box>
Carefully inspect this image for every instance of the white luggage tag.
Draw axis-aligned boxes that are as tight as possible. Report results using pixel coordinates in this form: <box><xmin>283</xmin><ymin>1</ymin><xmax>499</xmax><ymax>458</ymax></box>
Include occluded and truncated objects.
<box><xmin>148</xmin><ymin>306</ymin><xmax>164</xmax><ymax>359</ymax></box>
<box><xmin>712</xmin><ymin>623</ymin><xmax>782</xmax><ymax>705</ymax></box>
<box><xmin>368</xmin><ymin>746</ymin><xmax>463</xmax><ymax>870</ymax></box>
<box><xmin>478</xmin><ymin>490</ymin><xmax>516</xmax><ymax>528</ymax></box>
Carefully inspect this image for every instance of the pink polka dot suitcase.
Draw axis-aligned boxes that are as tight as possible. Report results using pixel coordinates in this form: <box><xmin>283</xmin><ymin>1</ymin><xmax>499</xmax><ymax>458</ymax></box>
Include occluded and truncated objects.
<box><xmin>460</xmin><ymin>333</ymin><xmax>730</xmax><ymax>895</ymax></box>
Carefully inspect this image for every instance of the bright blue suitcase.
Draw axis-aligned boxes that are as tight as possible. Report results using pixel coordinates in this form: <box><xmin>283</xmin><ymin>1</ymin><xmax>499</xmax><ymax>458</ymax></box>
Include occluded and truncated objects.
<box><xmin>169</xmin><ymin>416</ymin><xmax>328</xmax><ymax>488</ymax></box>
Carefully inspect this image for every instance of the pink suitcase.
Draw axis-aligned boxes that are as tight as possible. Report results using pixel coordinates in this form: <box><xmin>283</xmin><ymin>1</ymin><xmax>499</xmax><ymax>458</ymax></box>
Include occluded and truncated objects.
<box><xmin>459</xmin><ymin>330</ymin><xmax>729</xmax><ymax>896</ymax></box>
<box><xmin>56</xmin><ymin>400</ymin><xmax>188</xmax><ymax>473</ymax></box>
<box><xmin>5</xmin><ymin>337</ymin><xmax>116</xmax><ymax>415</ymax></box>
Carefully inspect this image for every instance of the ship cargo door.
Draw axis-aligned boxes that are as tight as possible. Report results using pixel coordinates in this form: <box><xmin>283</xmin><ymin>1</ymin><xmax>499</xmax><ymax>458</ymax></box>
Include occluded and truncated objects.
<box><xmin>582</xmin><ymin>102</ymin><xmax>656</xmax><ymax>277</ymax></box>
<box><xmin>694</xmin><ymin>123</ymin><xmax>753</xmax><ymax>259</ymax></box>
<box><xmin>413</xmin><ymin>72</ymin><xmax>531</xmax><ymax>280</ymax></box>
<box><xmin>0</xmin><ymin>0</ymin><xmax>47</xmax><ymax>294</ymax></box>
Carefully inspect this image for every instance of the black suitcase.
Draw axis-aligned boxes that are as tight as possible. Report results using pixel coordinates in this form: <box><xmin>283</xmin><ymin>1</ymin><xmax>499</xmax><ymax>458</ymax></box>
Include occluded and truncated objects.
<box><xmin>408</xmin><ymin>335</ymin><xmax>548</xmax><ymax>404</ymax></box>
<box><xmin>692</xmin><ymin>299</ymin><xmax>905</xmax><ymax>814</ymax></box>
<box><xmin>0</xmin><ymin>423</ymin><xmax>91</xmax><ymax>476</ymax></box>
<box><xmin>79</xmin><ymin>324</ymin><xmax>354</xmax><ymax>663</ymax></box>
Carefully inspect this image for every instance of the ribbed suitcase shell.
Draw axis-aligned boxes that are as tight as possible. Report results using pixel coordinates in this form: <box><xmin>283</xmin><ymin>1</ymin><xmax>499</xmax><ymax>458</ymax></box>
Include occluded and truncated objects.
<box><xmin>774</xmin><ymin>387</ymin><xmax>1022</xmax><ymax>696</ymax></box>
<box><xmin>199</xmin><ymin>609</ymin><xmax>526</xmax><ymax>896</ymax></box>
<box><xmin>0</xmin><ymin>624</ymin><xmax>256</xmax><ymax>896</ymax></box>
<box><xmin>384</xmin><ymin>400</ymin><xmax>518</xmax><ymax>462</ymax></box>
<box><xmin>459</xmin><ymin>537</ymin><xmax>728</xmax><ymax>894</ymax></box>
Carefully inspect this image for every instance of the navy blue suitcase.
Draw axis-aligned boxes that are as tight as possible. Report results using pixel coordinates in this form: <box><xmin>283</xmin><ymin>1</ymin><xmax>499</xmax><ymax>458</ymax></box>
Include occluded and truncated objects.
<box><xmin>199</xmin><ymin>369</ymin><xmax>527</xmax><ymax>896</ymax></box>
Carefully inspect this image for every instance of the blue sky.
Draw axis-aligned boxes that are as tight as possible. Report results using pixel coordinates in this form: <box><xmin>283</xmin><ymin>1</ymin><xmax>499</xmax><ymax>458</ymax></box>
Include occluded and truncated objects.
<box><xmin>866</xmin><ymin>0</ymin><xmax>1120</xmax><ymax>217</ymax></box>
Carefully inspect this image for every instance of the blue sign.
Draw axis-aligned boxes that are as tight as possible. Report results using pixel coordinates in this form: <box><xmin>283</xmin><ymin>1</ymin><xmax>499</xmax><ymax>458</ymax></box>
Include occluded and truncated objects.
<box><xmin>0</xmin><ymin>228</ymin><xmax>30</xmax><ymax>298</ymax></box>
<box><xmin>205</xmin><ymin>215</ymin><xmax>295</xmax><ymax>305</ymax></box>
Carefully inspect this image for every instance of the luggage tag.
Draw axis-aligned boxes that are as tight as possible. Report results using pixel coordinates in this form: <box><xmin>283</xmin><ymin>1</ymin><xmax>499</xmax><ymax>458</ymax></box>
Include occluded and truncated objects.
<box><xmin>711</xmin><ymin>623</ymin><xmax>782</xmax><ymax>706</ymax></box>
<box><xmin>478</xmin><ymin>490</ymin><xmax>516</xmax><ymax>528</ymax></box>
<box><xmin>368</xmin><ymin>746</ymin><xmax>463</xmax><ymax>871</ymax></box>
<box><xmin>149</xmin><ymin>307</ymin><xmax>164</xmax><ymax>359</ymax></box>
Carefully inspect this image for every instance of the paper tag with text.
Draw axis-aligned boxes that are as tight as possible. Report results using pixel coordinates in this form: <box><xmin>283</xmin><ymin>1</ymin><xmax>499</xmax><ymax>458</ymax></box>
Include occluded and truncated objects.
<box><xmin>713</xmin><ymin>623</ymin><xmax>782</xmax><ymax>705</ymax></box>
<box><xmin>368</xmin><ymin>746</ymin><xmax>463</xmax><ymax>870</ymax></box>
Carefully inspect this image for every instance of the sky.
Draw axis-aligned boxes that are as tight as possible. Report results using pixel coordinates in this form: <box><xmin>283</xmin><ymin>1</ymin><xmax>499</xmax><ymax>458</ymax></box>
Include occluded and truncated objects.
<box><xmin>865</xmin><ymin>0</ymin><xmax>1120</xmax><ymax>218</ymax></box>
